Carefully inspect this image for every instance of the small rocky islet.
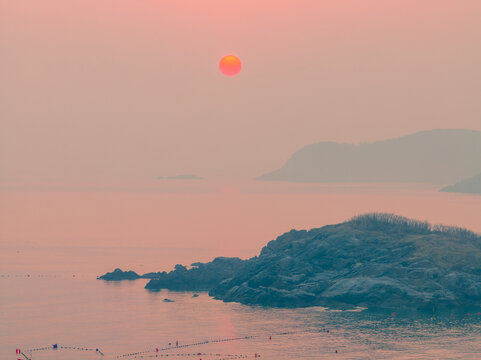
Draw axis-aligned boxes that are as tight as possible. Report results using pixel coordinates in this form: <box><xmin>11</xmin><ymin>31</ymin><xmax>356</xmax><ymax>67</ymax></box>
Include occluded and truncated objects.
<box><xmin>99</xmin><ymin>213</ymin><xmax>481</xmax><ymax>311</ymax></box>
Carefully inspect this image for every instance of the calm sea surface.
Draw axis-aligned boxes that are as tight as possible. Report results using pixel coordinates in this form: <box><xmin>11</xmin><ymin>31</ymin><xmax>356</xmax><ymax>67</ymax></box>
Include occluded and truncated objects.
<box><xmin>2</xmin><ymin>277</ymin><xmax>481</xmax><ymax>360</ymax></box>
<box><xmin>1</xmin><ymin>183</ymin><xmax>481</xmax><ymax>359</ymax></box>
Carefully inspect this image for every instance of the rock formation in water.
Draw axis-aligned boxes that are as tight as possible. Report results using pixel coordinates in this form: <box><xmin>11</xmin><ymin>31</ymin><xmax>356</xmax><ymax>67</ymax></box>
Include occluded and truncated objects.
<box><xmin>98</xmin><ymin>268</ymin><xmax>141</xmax><ymax>280</ymax></box>
<box><xmin>144</xmin><ymin>258</ymin><xmax>248</xmax><ymax>291</ymax></box>
<box><xmin>97</xmin><ymin>268</ymin><xmax>165</xmax><ymax>280</ymax></box>
<box><xmin>209</xmin><ymin>214</ymin><xmax>481</xmax><ymax>310</ymax></box>
<box><xmin>100</xmin><ymin>214</ymin><xmax>481</xmax><ymax>310</ymax></box>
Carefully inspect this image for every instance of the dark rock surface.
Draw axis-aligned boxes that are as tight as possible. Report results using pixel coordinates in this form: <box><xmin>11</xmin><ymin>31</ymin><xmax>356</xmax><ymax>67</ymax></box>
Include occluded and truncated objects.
<box><xmin>99</xmin><ymin>214</ymin><xmax>481</xmax><ymax>310</ymax></box>
<box><xmin>97</xmin><ymin>268</ymin><xmax>141</xmax><ymax>280</ymax></box>
<box><xmin>209</xmin><ymin>214</ymin><xmax>481</xmax><ymax>310</ymax></box>
<box><xmin>144</xmin><ymin>257</ymin><xmax>248</xmax><ymax>291</ymax></box>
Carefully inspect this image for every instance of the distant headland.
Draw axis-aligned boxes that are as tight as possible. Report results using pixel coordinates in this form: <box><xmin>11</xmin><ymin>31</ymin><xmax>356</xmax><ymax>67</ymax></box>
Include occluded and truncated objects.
<box><xmin>441</xmin><ymin>172</ymin><xmax>481</xmax><ymax>195</ymax></box>
<box><xmin>99</xmin><ymin>213</ymin><xmax>481</xmax><ymax>311</ymax></box>
<box><xmin>257</xmin><ymin>129</ymin><xmax>481</xmax><ymax>184</ymax></box>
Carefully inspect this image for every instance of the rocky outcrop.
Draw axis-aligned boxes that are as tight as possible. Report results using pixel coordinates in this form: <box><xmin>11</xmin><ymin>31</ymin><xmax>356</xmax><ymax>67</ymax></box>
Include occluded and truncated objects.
<box><xmin>98</xmin><ymin>268</ymin><xmax>141</xmax><ymax>280</ymax></box>
<box><xmin>144</xmin><ymin>257</ymin><xmax>248</xmax><ymax>291</ymax></box>
<box><xmin>209</xmin><ymin>214</ymin><xmax>481</xmax><ymax>310</ymax></box>
<box><xmin>99</xmin><ymin>214</ymin><xmax>481</xmax><ymax>311</ymax></box>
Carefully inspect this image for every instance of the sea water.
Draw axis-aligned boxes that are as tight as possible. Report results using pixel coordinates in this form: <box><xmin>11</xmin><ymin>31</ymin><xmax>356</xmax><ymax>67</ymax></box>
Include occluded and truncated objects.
<box><xmin>1</xmin><ymin>276</ymin><xmax>481</xmax><ymax>360</ymax></box>
<box><xmin>1</xmin><ymin>183</ymin><xmax>481</xmax><ymax>359</ymax></box>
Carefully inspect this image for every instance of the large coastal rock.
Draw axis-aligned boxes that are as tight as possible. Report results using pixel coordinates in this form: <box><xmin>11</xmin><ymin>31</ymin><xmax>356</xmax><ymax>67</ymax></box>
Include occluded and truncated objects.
<box><xmin>209</xmin><ymin>214</ymin><xmax>481</xmax><ymax>310</ymax></box>
<box><xmin>99</xmin><ymin>214</ymin><xmax>481</xmax><ymax>310</ymax></box>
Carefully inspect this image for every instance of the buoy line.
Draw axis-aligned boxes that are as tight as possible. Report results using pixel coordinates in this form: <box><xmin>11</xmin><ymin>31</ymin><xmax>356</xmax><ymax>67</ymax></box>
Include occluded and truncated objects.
<box><xmin>131</xmin><ymin>353</ymin><xmax>248</xmax><ymax>359</ymax></box>
<box><xmin>25</xmin><ymin>345</ymin><xmax>101</xmax><ymax>352</ymax></box>
<box><xmin>21</xmin><ymin>344</ymin><xmax>104</xmax><ymax>358</ymax></box>
<box><xmin>117</xmin><ymin>328</ymin><xmax>330</xmax><ymax>358</ymax></box>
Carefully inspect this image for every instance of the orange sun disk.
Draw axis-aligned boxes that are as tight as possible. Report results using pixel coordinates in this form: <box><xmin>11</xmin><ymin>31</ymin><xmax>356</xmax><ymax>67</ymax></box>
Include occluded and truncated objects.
<box><xmin>219</xmin><ymin>55</ymin><xmax>241</xmax><ymax>76</ymax></box>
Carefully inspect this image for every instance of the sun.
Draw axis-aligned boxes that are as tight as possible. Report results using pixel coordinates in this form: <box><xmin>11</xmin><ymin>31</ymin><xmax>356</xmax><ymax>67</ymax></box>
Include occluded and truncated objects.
<box><xmin>219</xmin><ymin>55</ymin><xmax>241</xmax><ymax>76</ymax></box>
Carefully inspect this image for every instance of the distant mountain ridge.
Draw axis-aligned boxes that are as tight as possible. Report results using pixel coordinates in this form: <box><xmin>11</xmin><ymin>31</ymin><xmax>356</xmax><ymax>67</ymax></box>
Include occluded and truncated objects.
<box><xmin>258</xmin><ymin>129</ymin><xmax>481</xmax><ymax>184</ymax></box>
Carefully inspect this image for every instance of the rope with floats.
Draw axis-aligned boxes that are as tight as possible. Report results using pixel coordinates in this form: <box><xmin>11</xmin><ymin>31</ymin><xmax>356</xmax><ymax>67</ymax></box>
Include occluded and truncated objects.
<box><xmin>20</xmin><ymin>344</ymin><xmax>104</xmax><ymax>358</ymax></box>
<box><xmin>117</xmin><ymin>328</ymin><xmax>331</xmax><ymax>358</ymax></box>
<box><xmin>131</xmin><ymin>353</ymin><xmax>248</xmax><ymax>359</ymax></box>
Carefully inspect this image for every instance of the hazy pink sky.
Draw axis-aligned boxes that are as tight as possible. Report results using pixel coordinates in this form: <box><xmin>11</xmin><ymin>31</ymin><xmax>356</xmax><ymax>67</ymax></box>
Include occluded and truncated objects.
<box><xmin>1</xmin><ymin>0</ymin><xmax>481</xmax><ymax>188</ymax></box>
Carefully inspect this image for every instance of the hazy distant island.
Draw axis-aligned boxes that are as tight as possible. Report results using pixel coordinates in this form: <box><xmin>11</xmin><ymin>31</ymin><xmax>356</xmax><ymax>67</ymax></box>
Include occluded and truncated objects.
<box><xmin>257</xmin><ymin>129</ymin><xmax>481</xmax><ymax>184</ymax></box>
<box><xmin>440</xmin><ymin>172</ymin><xmax>481</xmax><ymax>195</ymax></box>
<box><xmin>156</xmin><ymin>174</ymin><xmax>204</xmax><ymax>180</ymax></box>
<box><xmin>99</xmin><ymin>213</ymin><xmax>481</xmax><ymax>311</ymax></box>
